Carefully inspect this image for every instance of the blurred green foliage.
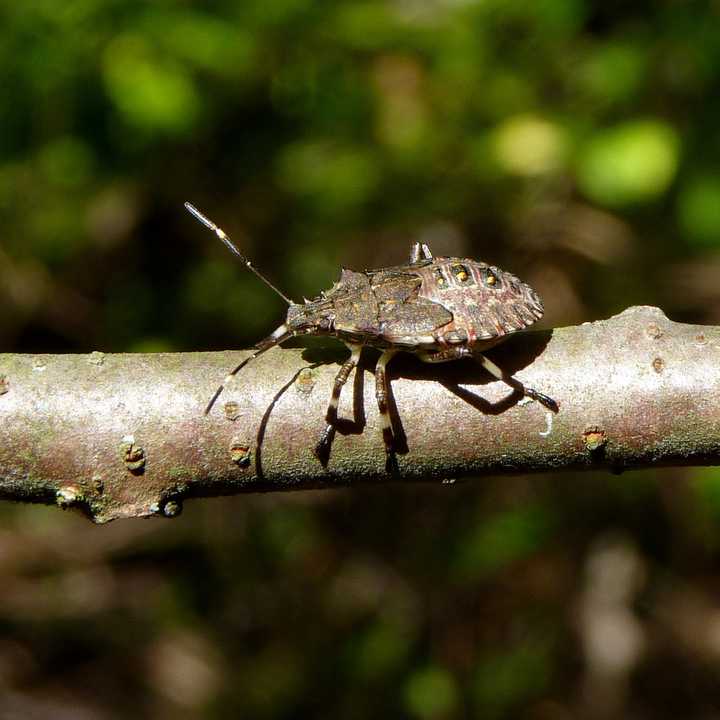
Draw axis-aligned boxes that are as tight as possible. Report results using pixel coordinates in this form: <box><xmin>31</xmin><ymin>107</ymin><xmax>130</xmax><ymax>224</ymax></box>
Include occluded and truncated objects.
<box><xmin>2</xmin><ymin>0</ymin><xmax>720</xmax><ymax>718</ymax></box>
<box><xmin>577</xmin><ymin>120</ymin><xmax>680</xmax><ymax>206</ymax></box>
<box><xmin>451</xmin><ymin>504</ymin><xmax>556</xmax><ymax>582</ymax></box>
<box><xmin>403</xmin><ymin>666</ymin><xmax>460</xmax><ymax>718</ymax></box>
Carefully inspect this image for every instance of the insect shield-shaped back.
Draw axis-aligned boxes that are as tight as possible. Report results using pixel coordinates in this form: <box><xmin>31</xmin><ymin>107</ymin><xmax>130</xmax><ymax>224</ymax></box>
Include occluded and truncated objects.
<box><xmin>414</xmin><ymin>258</ymin><xmax>544</xmax><ymax>347</ymax></box>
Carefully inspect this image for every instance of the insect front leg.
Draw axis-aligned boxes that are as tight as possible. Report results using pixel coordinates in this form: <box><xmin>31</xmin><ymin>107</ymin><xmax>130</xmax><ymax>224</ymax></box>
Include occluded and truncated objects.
<box><xmin>475</xmin><ymin>352</ymin><xmax>558</xmax><ymax>412</ymax></box>
<box><xmin>374</xmin><ymin>349</ymin><xmax>400</xmax><ymax>457</ymax></box>
<box><xmin>315</xmin><ymin>344</ymin><xmax>363</xmax><ymax>460</ymax></box>
<box><xmin>204</xmin><ymin>324</ymin><xmax>292</xmax><ymax>415</ymax></box>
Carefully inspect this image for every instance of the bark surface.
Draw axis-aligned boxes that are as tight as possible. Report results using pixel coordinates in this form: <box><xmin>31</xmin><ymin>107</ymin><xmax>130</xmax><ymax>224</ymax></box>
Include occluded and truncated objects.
<box><xmin>0</xmin><ymin>306</ymin><xmax>715</xmax><ymax>522</ymax></box>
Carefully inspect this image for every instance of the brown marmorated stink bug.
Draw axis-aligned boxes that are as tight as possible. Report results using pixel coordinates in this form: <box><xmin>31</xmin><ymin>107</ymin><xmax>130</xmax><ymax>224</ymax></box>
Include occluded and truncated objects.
<box><xmin>185</xmin><ymin>203</ymin><xmax>558</xmax><ymax>463</ymax></box>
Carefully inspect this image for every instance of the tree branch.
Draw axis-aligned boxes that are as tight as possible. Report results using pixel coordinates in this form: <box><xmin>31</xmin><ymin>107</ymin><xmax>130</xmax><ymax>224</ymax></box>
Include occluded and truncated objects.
<box><xmin>0</xmin><ymin>306</ymin><xmax>716</xmax><ymax>522</ymax></box>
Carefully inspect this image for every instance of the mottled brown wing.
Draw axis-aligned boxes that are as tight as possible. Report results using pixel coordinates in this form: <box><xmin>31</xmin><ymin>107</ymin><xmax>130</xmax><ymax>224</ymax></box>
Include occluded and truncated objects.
<box><xmin>370</xmin><ymin>269</ymin><xmax>451</xmax><ymax>341</ymax></box>
<box><xmin>328</xmin><ymin>270</ymin><xmax>377</xmax><ymax>333</ymax></box>
<box><xmin>368</xmin><ymin>270</ymin><xmax>452</xmax><ymax>341</ymax></box>
<box><xmin>379</xmin><ymin>296</ymin><xmax>452</xmax><ymax>342</ymax></box>
<box><xmin>370</xmin><ymin>270</ymin><xmax>422</xmax><ymax>303</ymax></box>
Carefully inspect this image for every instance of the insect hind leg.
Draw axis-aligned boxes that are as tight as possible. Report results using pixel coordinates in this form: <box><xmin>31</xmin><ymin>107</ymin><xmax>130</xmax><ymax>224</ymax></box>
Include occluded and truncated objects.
<box><xmin>314</xmin><ymin>345</ymin><xmax>362</xmax><ymax>463</ymax></box>
<box><xmin>475</xmin><ymin>352</ymin><xmax>558</xmax><ymax>412</ymax></box>
<box><xmin>374</xmin><ymin>350</ymin><xmax>400</xmax><ymax>464</ymax></box>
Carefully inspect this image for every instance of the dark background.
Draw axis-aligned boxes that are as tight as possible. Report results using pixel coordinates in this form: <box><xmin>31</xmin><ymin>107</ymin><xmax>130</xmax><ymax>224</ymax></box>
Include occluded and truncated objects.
<box><xmin>2</xmin><ymin>1</ymin><xmax>720</xmax><ymax>717</ymax></box>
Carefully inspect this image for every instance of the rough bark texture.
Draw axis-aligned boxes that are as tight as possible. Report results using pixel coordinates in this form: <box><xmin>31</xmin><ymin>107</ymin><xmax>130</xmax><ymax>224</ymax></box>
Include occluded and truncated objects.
<box><xmin>0</xmin><ymin>306</ymin><xmax>716</xmax><ymax>522</ymax></box>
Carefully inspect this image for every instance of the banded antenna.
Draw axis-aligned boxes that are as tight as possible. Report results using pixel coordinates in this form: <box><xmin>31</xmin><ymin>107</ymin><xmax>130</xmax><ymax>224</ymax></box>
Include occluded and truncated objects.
<box><xmin>184</xmin><ymin>202</ymin><xmax>295</xmax><ymax>414</ymax></box>
<box><xmin>184</xmin><ymin>202</ymin><xmax>293</xmax><ymax>305</ymax></box>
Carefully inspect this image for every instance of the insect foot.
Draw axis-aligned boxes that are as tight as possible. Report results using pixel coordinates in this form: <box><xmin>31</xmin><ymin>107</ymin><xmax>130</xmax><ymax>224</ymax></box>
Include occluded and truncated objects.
<box><xmin>313</xmin><ymin>425</ymin><xmax>335</xmax><ymax>467</ymax></box>
<box><xmin>313</xmin><ymin>345</ymin><xmax>362</xmax><ymax>467</ymax></box>
<box><xmin>474</xmin><ymin>353</ymin><xmax>558</xmax><ymax>413</ymax></box>
<box><xmin>186</xmin><ymin>204</ymin><xmax>557</xmax><ymax>465</ymax></box>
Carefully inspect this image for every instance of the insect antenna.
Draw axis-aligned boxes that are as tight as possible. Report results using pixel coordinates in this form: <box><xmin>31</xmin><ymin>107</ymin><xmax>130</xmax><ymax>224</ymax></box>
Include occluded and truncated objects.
<box><xmin>184</xmin><ymin>202</ymin><xmax>293</xmax><ymax>305</ymax></box>
<box><xmin>185</xmin><ymin>203</ymin><xmax>297</xmax><ymax>414</ymax></box>
<box><xmin>204</xmin><ymin>324</ymin><xmax>293</xmax><ymax>415</ymax></box>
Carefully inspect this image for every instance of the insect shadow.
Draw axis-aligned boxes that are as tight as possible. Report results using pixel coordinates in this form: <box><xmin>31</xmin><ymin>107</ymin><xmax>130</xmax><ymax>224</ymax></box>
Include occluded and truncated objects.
<box><xmin>398</xmin><ymin>329</ymin><xmax>555</xmax><ymax>414</ymax></box>
<box><xmin>254</xmin><ymin>340</ymin><xmax>369</xmax><ymax>477</ymax></box>
<box><xmin>298</xmin><ymin>329</ymin><xmax>554</xmax><ymax>471</ymax></box>
<box><xmin>254</xmin><ymin>361</ymin><xmax>324</xmax><ymax>480</ymax></box>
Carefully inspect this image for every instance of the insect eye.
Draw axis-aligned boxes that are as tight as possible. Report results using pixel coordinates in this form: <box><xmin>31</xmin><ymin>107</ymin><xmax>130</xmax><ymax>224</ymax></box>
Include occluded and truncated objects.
<box><xmin>433</xmin><ymin>268</ymin><xmax>447</xmax><ymax>288</ymax></box>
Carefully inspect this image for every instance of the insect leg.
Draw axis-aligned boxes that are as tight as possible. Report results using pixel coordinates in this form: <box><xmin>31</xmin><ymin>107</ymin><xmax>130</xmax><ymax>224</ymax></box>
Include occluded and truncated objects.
<box><xmin>374</xmin><ymin>350</ymin><xmax>399</xmax><ymax>455</ymax></box>
<box><xmin>416</xmin><ymin>347</ymin><xmax>469</xmax><ymax>363</ymax></box>
<box><xmin>315</xmin><ymin>345</ymin><xmax>363</xmax><ymax>456</ymax></box>
<box><xmin>475</xmin><ymin>352</ymin><xmax>558</xmax><ymax>412</ymax></box>
<box><xmin>205</xmin><ymin>325</ymin><xmax>292</xmax><ymax>415</ymax></box>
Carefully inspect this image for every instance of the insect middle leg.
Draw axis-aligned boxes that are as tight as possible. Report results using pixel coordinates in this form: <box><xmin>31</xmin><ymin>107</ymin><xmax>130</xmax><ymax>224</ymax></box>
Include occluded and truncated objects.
<box><xmin>315</xmin><ymin>344</ymin><xmax>363</xmax><ymax>457</ymax></box>
<box><xmin>374</xmin><ymin>349</ymin><xmax>399</xmax><ymax>456</ymax></box>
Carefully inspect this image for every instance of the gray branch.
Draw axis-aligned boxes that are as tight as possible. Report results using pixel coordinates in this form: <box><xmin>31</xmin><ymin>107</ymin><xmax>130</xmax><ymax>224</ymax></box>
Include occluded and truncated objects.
<box><xmin>0</xmin><ymin>306</ymin><xmax>716</xmax><ymax>523</ymax></box>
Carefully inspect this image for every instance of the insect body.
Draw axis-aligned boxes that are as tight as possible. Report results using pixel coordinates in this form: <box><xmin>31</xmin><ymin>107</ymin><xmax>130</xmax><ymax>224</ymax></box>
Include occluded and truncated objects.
<box><xmin>186</xmin><ymin>203</ymin><xmax>557</xmax><ymax>463</ymax></box>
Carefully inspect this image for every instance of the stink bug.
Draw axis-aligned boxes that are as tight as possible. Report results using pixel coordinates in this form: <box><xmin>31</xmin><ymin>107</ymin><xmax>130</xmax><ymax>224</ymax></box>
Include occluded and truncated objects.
<box><xmin>186</xmin><ymin>203</ymin><xmax>558</xmax><ymax>462</ymax></box>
